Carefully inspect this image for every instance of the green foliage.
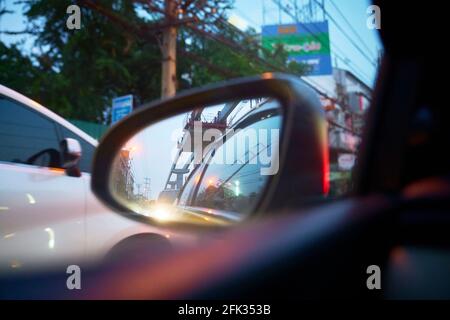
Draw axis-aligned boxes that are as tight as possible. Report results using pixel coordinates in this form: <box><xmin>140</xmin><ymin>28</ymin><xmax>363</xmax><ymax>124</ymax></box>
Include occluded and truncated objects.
<box><xmin>1</xmin><ymin>0</ymin><xmax>308</xmax><ymax>123</ymax></box>
<box><xmin>0</xmin><ymin>42</ymin><xmax>38</xmax><ymax>98</ymax></box>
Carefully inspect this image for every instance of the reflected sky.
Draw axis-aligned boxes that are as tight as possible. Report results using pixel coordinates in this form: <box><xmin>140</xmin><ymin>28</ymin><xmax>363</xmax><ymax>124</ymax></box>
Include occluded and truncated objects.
<box><xmin>118</xmin><ymin>100</ymin><xmax>265</xmax><ymax>202</ymax></box>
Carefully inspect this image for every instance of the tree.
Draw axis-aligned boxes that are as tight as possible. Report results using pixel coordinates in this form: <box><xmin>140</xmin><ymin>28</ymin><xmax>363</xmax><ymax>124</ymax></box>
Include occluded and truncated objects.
<box><xmin>19</xmin><ymin>0</ymin><xmax>163</xmax><ymax>122</ymax></box>
<box><xmin>0</xmin><ymin>42</ymin><xmax>38</xmax><ymax>98</ymax></box>
<box><xmin>1</xmin><ymin>0</ymin><xmax>308</xmax><ymax>123</ymax></box>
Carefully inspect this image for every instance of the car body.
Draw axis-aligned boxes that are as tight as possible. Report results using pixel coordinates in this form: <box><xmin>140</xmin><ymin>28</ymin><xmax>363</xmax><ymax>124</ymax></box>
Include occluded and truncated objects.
<box><xmin>0</xmin><ymin>84</ymin><xmax>194</xmax><ymax>273</ymax></box>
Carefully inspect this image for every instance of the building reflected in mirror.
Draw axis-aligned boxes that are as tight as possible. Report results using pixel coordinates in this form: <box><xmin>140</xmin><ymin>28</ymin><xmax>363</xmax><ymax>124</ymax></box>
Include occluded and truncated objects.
<box><xmin>108</xmin><ymin>98</ymin><xmax>283</xmax><ymax>224</ymax></box>
<box><xmin>111</xmin><ymin>149</ymin><xmax>135</xmax><ymax>201</ymax></box>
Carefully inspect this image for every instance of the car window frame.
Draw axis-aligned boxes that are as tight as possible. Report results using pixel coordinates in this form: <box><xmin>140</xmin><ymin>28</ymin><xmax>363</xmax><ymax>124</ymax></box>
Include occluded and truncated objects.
<box><xmin>187</xmin><ymin>109</ymin><xmax>282</xmax><ymax>211</ymax></box>
<box><xmin>177</xmin><ymin>151</ymin><xmax>213</xmax><ymax>207</ymax></box>
<box><xmin>179</xmin><ymin>99</ymin><xmax>283</xmax><ymax>208</ymax></box>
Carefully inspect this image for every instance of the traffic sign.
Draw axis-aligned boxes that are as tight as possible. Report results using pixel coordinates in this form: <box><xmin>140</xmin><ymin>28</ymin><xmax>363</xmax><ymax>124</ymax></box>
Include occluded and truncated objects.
<box><xmin>111</xmin><ymin>95</ymin><xmax>133</xmax><ymax>124</ymax></box>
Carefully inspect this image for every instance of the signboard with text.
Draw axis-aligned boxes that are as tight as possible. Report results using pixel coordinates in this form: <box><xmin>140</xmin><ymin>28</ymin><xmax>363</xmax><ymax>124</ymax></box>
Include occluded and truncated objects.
<box><xmin>262</xmin><ymin>21</ymin><xmax>333</xmax><ymax>76</ymax></box>
<box><xmin>112</xmin><ymin>95</ymin><xmax>133</xmax><ymax>124</ymax></box>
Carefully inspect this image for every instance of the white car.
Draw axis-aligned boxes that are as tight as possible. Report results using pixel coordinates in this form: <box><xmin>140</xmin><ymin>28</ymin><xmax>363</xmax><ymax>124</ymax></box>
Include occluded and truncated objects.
<box><xmin>0</xmin><ymin>84</ymin><xmax>191</xmax><ymax>273</ymax></box>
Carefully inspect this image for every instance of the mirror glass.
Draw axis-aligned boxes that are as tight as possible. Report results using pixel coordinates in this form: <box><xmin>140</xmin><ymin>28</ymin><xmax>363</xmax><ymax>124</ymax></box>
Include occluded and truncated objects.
<box><xmin>108</xmin><ymin>97</ymin><xmax>283</xmax><ymax>226</ymax></box>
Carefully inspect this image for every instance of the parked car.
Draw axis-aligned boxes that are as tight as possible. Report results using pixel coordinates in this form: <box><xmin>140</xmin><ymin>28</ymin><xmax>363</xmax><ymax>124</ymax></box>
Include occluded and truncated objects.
<box><xmin>0</xmin><ymin>84</ymin><xmax>195</xmax><ymax>273</ymax></box>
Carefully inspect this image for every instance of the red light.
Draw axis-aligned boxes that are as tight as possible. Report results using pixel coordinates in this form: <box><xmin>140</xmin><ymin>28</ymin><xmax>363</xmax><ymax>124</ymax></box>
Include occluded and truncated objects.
<box><xmin>359</xmin><ymin>94</ymin><xmax>364</xmax><ymax>112</ymax></box>
<box><xmin>322</xmin><ymin>131</ymin><xmax>330</xmax><ymax>196</ymax></box>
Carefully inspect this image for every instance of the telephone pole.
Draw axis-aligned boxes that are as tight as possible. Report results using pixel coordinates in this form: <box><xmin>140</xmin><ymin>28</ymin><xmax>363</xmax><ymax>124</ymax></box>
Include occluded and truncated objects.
<box><xmin>79</xmin><ymin>0</ymin><xmax>228</xmax><ymax>98</ymax></box>
<box><xmin>161</xmin><ymin>0</ymin><xmax>178</xmax><ymax>98</ymax></box>
<box><xmin>143</xmin><ymin>177</ymin><xmax>151</xmax><ymax>200</ymax></box>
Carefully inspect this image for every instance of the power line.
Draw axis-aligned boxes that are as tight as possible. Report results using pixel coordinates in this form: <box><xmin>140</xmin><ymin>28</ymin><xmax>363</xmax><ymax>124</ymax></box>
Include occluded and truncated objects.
<box><xmin>327</xmin><ymin>0</ymin><xmax>377</xmax><ymax>61</ymax></box>
<box><xmin>186</xmin><ymin>19</ymin><xmax>287</xmax><ymax>76</ymax></box>
<box><xmin>205</xmin><ymin>17</ymin><xmax>348</xmax><ymax>102</ymax></box>
<box><xmin>187</xmin><ymin>20</ymin><xmax>345</xmax><ymax>109</ymax></box>
<box><xmin>290</xmin><ymin>11</ymin><xmax>372</xmax><ymax>85</ymax></box>
<box><xmin>120</xmin><ymin>3</ymin><xmax>362</xmax><ymax>140</ymax></box>
<box><xmin>80</xmin><ymin>0</ymin><xmax>357</xmax><ymax>134</ymax></box>
<box><xmin>270</xmin><ymin>0</ymin><xmax>374</xmax><ymax>86</ymax></box>
<box><xmin>233</xmin><ymin>8</ymin><xmax>260</xmax><ymax>29</ymax></box>
<box><xmin>272</xmin><ymin>0</ymin><xmax>377</xmax><ymax>76</ymax></box>
<box><xmin>333</xmin><ymin>52</ymin><xmax>372</xmax><ymax>85</ymax></box>
<box><xmin>311</xmin><ymin>0</ymin><xmax>377</xmax><ymax>68</ymax></box>
<box><xmin>284</xmin><ymin>6</ymin><xmax>373</xmax><ymax>84</ymax></box>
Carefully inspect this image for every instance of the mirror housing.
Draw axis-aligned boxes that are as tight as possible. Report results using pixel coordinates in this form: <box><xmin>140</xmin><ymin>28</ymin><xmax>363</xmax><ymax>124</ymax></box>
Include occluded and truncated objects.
<box><xmin>92</xmin><ymin>73</ymin><xmax>328</xmax><ymax>228</ymax></box>
<box><xmin>61</xmin><ymin>138</ymin><xmax>82</xmax><ymax>177</ymax></box>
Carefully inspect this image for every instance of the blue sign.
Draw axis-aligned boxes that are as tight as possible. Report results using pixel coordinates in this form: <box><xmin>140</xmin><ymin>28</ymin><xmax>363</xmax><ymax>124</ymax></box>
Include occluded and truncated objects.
<box><xmin>288</xmin><ymin>53</ymin><xmax>333</xmax><ymax>76</ymax></box>
<box><xmin>262</xmin><ymin>21</ymin><xmax>333</xmax><ymax>76</ymax></box>
<box><xmin>112</xmin><ymin>95</ymin><xmax>133</xmax><ymax>124</ymax></box>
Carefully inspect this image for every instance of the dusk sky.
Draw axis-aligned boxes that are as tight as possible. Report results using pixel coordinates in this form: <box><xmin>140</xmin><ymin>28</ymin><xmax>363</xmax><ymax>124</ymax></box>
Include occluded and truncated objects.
<box><xmin>1</xmin><ymin>0</ymin><xmax>381</xmax><ymax>86</ymax></box>
<box><xmin>0</xmin><ymin>1</ymin><xmax>382</xmax><ymax>199</ymax></box>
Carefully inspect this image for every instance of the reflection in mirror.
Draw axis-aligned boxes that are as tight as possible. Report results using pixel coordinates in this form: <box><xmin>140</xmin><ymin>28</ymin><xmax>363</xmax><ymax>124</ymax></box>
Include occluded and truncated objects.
<box><xmin>109</xmin><ymin>97</ymin><xmax>283</xmax><ymax>226</ymax></box>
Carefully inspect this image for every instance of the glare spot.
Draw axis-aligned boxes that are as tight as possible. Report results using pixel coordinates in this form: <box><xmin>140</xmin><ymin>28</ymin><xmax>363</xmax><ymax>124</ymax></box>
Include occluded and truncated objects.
<box><xmin>44</xmin><ymin>228</ymin><xmax>55</xmax><ymax>249</ymax></box>
<box><xmin>261</xmin><ymin>73</ymin><xmax>274</xmax><ymax>79</ymax></box>
<box><xmin>26</xmin><ymin>193</ymin><xmax>36</xmax><ymax>204</ymax></box>
<box><xmin>151</xmin><ymin>206</ymin><xmax>172</xmax><ymax>222</ymax></box>
<box><xmin>228</xmin><ymin>14</ymin><xmax>249</xmax><ymax>31</ymax></box>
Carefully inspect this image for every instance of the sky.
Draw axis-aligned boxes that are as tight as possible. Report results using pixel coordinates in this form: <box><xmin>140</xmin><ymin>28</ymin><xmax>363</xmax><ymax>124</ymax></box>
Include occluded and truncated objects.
<box><xmin>127</xmin><ymin>101</ymin><xmax>257</xmax><ymax>201</ymax></box>
<box><xmin>0</xmin><ymin>0</ymin><xmax>382</xmax><ymax>204</ymax></box>
<box><xmin>1</xmin><ymin>0</ymin><xmax>382</xmax><ymax>87</ymax></box>
<box><xmin>231</xmin><ymin>0</ymin><xmax>382</xmax><ymax>86</ymax></box>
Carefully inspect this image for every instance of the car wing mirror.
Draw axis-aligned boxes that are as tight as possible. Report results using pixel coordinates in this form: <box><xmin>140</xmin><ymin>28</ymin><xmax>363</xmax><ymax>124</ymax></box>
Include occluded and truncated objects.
<box><xmin>61</xmin><ymin>138</ymin><xmax>82</xmax><ymax>177</ymax></box>
<box><xmin>91</xmin><ymin>73</ymin><xmax>328</xmax><ymax>229</ymax></box>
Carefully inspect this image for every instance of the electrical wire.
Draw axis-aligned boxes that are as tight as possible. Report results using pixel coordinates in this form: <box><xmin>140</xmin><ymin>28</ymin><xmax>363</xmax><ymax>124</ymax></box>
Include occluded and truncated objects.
<box><xmin>327</xmin><ymin>0</ymin><xmax>377</xmax><ymax>61</ymax></box>
<box><xmin>270</xmin><ymin>0</ymin><xmax>373</xmax><ymax>86</ymax></box>
<box><xmin>311</xmin><ymin>0</ymin><xmax>377</xmax><ymax>68</ymax></box>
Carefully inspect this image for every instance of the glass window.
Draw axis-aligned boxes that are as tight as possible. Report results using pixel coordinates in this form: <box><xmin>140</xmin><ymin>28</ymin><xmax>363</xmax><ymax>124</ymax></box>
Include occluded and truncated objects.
<box><xmin>193</xmin><ymin>113</ymin><xmax>281</xmax><ymax>214</ymax></box>
<box><xmin>178</xmin><ymin>164</ymin><xmax>202</xmax><ymax>206</ymax></box>
<box><xmin>0</xmin><ymin>96</ymin><xmax>60</xmax><ymax>168</ymax></box>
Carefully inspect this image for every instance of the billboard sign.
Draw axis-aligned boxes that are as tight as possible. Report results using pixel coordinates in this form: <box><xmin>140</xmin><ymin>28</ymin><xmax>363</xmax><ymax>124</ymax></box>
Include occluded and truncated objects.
<box><xmin>112</xmin><ymin>95</ymin><xmax>133</xmax><ymax>124</ymax></box>
<box><xmin>262</xmin><ymin>21</ymin><xmax>332</xmax><ymax>76</ymax></box>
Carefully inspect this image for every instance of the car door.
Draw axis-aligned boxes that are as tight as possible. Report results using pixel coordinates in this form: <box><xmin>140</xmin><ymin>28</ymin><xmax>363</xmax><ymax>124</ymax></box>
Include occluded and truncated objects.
<box><xmin>0</xmin><ymin>95</ymin><xmax>85</xmax><ymax>272</ymax></box>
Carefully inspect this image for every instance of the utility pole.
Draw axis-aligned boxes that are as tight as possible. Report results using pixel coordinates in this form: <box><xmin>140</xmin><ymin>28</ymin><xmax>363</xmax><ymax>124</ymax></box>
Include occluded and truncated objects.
<box><xmin>136</xmin><ymin>183</ymin><xmax>142</xmax><ymax>197</ymax></box>
<box><xmin>161</xmin><ymin>0</ymin><xmax>178</xmax><ymax>98</ymax></box>
<box><xmin>143</xmin><ymin>177</ymin><xmax>151</xmax><ymax>200</ymax></box>
<box><xmin>278</xmin><ymin>1</ymin><xmax>282</xmax><ymax>24</ymax></box>
<box><xmin>262</xmin><ymin>0</ymin><xmax>266</xmax><ymax>26</ymax></box>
